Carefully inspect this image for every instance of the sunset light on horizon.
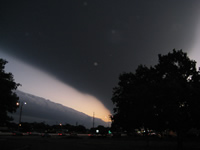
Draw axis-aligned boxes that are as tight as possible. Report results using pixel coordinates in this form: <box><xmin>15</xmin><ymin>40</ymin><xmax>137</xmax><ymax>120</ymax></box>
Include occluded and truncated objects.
<box><xmin>0</xmin><ymin>50</ymin><xmax>111</xmax><ymax>122</ymax></box>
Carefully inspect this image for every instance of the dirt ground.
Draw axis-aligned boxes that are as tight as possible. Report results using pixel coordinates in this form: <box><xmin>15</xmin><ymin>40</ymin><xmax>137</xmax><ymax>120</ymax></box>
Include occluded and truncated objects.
<box><xmin>1</xmin><ymin>136</ymin><xmax>200</xmax><ymax>150</ymax></box>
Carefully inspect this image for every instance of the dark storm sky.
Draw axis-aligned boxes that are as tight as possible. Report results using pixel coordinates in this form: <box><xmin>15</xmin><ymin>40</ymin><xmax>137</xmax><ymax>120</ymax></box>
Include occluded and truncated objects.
<box><xmin>1</xmin><ymin>0</ymin><xmax>200</xmax><ymax>111</ymax></box>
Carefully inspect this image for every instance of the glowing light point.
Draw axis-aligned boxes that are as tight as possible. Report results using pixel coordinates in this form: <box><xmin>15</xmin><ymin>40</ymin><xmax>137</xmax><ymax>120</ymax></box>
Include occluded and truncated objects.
<box><xmin>93</xmin><ymin>62</ymin><xmax>98</xmax><ymax>66</ymax></box>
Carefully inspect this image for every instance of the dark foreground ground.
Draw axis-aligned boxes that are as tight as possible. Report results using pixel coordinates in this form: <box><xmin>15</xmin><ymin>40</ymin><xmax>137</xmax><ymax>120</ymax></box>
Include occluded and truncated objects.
<box><xmin>1</xmin><ymin>136</ymin><xmax>200</xmax><ymax>150</ymax></box>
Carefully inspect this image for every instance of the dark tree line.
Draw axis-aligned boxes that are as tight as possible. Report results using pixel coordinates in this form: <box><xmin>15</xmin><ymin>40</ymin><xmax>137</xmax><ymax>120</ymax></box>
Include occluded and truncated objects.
<box><xmin>6</xmin><ymin>122</ymin><xmax>110</xmax><ymax>134</ymax></box>
<box><xmin>111</xmin><ymin>50</ymin><xmax>200</xmax><ymax>147</ymax></box>
<box><xmin>0</xmin><ymin>59</ymin><xmax>20</xmax><ymax>126</ymax></box>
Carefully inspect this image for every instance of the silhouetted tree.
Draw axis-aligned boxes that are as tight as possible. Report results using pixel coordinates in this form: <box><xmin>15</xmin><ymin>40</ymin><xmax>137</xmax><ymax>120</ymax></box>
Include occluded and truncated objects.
<box><xmin>112</xmin><ymin>65</ymin><xmax>156</xmax><ymax>132</ymax></box>
<box><xmin>0</xmin><ymin>59</ymin><xmax>20</xmax><ymax>126</ymax></box>
<box><xmin>112</xmin><ymin>49</ymin><xmax>200</xmax><ymax>149</ymax></box>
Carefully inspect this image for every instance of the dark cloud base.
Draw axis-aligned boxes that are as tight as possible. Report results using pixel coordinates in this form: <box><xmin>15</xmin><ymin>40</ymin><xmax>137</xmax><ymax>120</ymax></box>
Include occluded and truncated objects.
<box><xmin>1</xmin><ymin>0</ymin><xmax>200</xmax><ymax>111</ymax></box>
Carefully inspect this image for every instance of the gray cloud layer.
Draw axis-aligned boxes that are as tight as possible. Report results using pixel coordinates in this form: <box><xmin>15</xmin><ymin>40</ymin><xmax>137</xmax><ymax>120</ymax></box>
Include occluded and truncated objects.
<box><xmin>10</xmin><ymin>91</ymin><xmax>107</xmax><ymax>128</ymax></box>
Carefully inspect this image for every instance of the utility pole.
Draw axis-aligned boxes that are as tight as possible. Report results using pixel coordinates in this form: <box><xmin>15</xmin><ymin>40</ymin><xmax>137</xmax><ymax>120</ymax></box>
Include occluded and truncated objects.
<box><xmin>93</xmin><ymin>112</ymin><xmax>95</xmax><ymax>128</ymax></box>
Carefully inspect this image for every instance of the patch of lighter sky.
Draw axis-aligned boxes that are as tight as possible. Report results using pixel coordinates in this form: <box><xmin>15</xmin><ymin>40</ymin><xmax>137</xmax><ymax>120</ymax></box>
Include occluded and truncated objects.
<box><xmin>0</xmin><ymin>50</ymin><xmax>111</xmax><ymax>122</ymax></box>
<box><xmin>189</xmin><ymin>15</ymin><xmax>200</xmax><ymax>69</ymax></box>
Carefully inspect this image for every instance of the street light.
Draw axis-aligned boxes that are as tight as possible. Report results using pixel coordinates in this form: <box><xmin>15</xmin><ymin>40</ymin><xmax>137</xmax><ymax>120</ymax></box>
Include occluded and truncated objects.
<box><xmin>17</xmin><ymin>101</ymin><xmax>27</xmax><ymax>130</ymax></box>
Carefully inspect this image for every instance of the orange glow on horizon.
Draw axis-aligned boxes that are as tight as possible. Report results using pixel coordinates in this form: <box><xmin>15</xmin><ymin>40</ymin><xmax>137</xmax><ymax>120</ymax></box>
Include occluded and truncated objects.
<box><xmin>0</xmin><ymin>50</ymin><xmax>111</xmax><ymax>122</ymax></box>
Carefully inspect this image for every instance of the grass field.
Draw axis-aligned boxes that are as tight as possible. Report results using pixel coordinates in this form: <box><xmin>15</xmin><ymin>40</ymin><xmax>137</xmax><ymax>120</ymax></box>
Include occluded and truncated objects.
<box><xmin>1</xmin><ymin>136</ymin><xmax>200</xmax><ymax>150</ymax></box>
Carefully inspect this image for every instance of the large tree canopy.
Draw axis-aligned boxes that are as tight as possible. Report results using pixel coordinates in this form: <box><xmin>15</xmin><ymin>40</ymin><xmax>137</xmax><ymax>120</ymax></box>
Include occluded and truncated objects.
<box><xmin>0</xmin><ymin>59</ymin><xmax>20</xmax><ymax>126</ymax></box>
<box><xmin>112</xmin><ymin>49</ymin><xmax>200</xmax><ymax>133</ymax></box>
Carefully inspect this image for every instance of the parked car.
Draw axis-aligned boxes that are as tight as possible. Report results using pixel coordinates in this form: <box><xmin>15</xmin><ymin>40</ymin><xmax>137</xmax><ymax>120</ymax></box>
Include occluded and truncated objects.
<box><xmin>58</xmin><ymin>132</ymin><xmax>66</xmax><ymax>136</ymax></box>
<box><xmin>12</xmin><ymin>131</ymin><xmax>24</xmax><ymax>136</ymax></box>
<box><xmin>27</xmin><ymin>132</ymin><xmax>40</xmax><ymax>136</ymax></box>
<box><xmin>41</xmin><ymin>132</ymin><xmax>51</xmax><ymax>137</ymax></box>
